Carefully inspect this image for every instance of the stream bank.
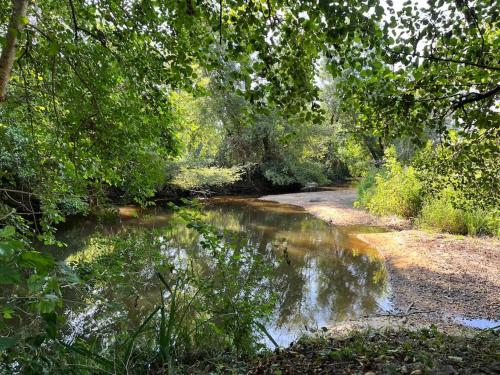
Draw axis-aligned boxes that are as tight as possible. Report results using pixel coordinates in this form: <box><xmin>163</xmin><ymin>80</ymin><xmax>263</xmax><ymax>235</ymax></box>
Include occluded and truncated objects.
<box><xmin>260</xmin><ymin>187</ymin><xmax>500</xmax><ymax>332</ymax></box>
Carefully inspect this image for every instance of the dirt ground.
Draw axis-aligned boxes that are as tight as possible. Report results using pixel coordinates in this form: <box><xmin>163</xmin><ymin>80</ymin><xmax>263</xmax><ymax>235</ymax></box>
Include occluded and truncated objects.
<box><xmin>260</xmin><ymin>188</ymin><xmax>500</xmax><ymax>330</ymax></box>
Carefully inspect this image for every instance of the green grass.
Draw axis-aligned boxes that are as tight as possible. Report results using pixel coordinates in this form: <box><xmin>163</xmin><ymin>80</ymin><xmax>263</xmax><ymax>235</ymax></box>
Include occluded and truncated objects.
<box><xmin>417</xmin><ymin>188</ymin><xmax>468</xmax><ymax>234</ymax></box>
<box><xmin>417</xmin><ymin>188</ymin><xmax>499</xmax><ymax>237</ymax></box>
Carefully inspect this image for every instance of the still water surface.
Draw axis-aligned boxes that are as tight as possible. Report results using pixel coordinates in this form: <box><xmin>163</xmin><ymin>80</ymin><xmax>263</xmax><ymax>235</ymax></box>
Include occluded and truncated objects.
<box><xmin>53</xmin><ymin>197</ymin><xmax>389</xmax><ymax>347</ymax></box>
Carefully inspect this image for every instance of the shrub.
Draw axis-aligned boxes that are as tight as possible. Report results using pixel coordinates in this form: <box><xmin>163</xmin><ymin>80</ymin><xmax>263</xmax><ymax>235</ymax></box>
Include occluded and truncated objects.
<box><xmin>358</xmin><ymin>147</ymin><xmax>423</xmax><ymax>218</ymax></box>
<box><xmin>464</xmin><ymin>209</ymin><xmax>500</xmax><ymax>237</ymax></box>
<box><xmin>338</xmin><ymin>138</ymin><xmax>372</xmax><ymax>177</ymax></box>
<box><xmin>355</xmin><ymin>167</ymin><xmax>378</xmax><ymax>208</ymax></box>
<box><xmin>171</xmin><ymin>166</ymin><xmax>243</xmax><ymax>191</ymax></box>
<box><xmin>417</xmin><ymin>188</ymin><xmax>467</xmax><ymax>234</ymax></box>
<box><xmin>263</xmin><ymin>159</ymin><xmax>330</xmax><ymax>186</ymax></box>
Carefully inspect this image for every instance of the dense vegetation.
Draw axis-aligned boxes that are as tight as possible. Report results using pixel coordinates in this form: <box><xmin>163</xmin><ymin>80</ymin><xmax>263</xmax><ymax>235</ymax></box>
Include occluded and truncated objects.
<box><xmin>356</xmin><ymin>146</ymin><xmax>500</xmax><ymax>236</ymax></box>
<box><xmin>0</xmin><ymin>0</ymin><xmax>498</xmax><ymax>372</ymax></box>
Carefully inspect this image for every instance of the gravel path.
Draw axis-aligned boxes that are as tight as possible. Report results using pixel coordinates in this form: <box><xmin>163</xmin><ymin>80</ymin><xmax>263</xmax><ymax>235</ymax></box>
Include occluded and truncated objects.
<box><xmin>260</xmin><ymin>188</ymin><xmax>500</xmax><ymax>328</ymax></box>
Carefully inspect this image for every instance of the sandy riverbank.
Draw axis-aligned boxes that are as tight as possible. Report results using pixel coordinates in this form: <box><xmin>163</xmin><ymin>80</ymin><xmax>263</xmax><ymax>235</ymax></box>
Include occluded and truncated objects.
<box><xmin>260</xmin><ymin>188</ymin><xmax>500</xmax><ymax>330</ymax></box>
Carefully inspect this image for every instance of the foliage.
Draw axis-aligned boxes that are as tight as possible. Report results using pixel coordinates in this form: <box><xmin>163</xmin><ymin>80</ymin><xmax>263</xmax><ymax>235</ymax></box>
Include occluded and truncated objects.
<box><xmin>464</xmin><ymin>209</ymin><xmax>500</xmax><ymax>237</ymax></box>
<box><xmin>0</xmin><ymin>0</ymin><xmax>499</xmax><ymax>370</ymax></box>
<box><xmin>417</xmin><ymin>188</ymin><xmax>468</xmax><ymax>235</ymax></box>
<box><xmin>0</xmin><ymin>224</ymin><xmax>80</xmax><ymax>350</ymax></box>
<box><xmin>414</xmin><ymin>137</ymin><xmax>499</xmax><ymax>211</ymax></box>
<box><xmin>417</xmin><ymin>187</ymin><xmax>499</xmax><ymax>237</ymax></box>
<box><xmin>355</xmin><ymin>168</ymin><xmax>378</xmax><ymax>208</ymax></box>
<box><xmin>0</xmin><ymin>203</ymin><xmax>278</xmax><ymax>373</ymax></box>
<box><xmin>357</xmin><ymin>151</ymin><xmax>499</xmax><ymax>236</ymax></box>
<box><xmin>169</xmin><ymin>165</ymin><xmax>243</xmax><ymax>192</ymax></box>
<box><xmin>263</xmin><ymin>159</ymin><xmax>329</xmax><ymax>187</ymax></box>
<box><xmin>357</xmin><ymin>147</ymin><xmax>423</xmax><ymax>218</ymax></box>
<box><xmin>331</xmin><ymin>0</ymin><xmax>499</xmax><ymax>202</ymax></box>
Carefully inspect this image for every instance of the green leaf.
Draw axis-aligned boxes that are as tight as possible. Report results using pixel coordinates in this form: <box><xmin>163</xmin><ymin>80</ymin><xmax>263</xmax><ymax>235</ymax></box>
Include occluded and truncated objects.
<box><xmin>0</xmin><ymin>265</ymin><xmax>21</xmax><ymax>284</ymax></box>
<box><xmin>42</xmin><ymin>312</ymin><xmax>57</xmax><ymax>338</ymax></box>
<box><xmin>19</xmin><ymin>251</ymin><xmax>55</xmax><ymax>272</ymax></box>
<box><xmin>2</xmin><ymin>307</ymin><xmax>14</xmax><ymax>319</ymax></box>
<box><xmin>0</xmin><ymin>239</ymin><xmax>24</xmax><ymax>257</ymax></box>
<box><xmin>38</xmin><ymin>293</ymin><xmax>60</xmax><ymax>314</ymax></box>
<box><xmin>0</xmin><ymin>336</ymin><xmax>18</xmax><ymax>352</ymax></box>
<box><xmin>48</xmin><ymin>42</ymin><xmax>59</xmax><ymax>56</ymax></box>
<box><xmin>0</xmin><ymin>226</ymin><xmax>15</xmax><ymax>238</ymax></box>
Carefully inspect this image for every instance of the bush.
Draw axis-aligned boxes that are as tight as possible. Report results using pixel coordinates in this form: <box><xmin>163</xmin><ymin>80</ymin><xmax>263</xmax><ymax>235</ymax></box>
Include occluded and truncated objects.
<box><xmin>464</xmin><ymin>209</ymin><xmax>500</xmax><ymax>237</ymax></box>
<box><xmin>357</xmin><ymin>147</ymin><xmax>423</xmax><ymax>218</ymax></box>
<box><xmin>417</xmin><ymin>188</ymin><xmax>467</xmax><ymax>234</ymax></box>
<box><xmin>338</xmin><ymin>138</ymin><xmax>372</xmax><ymax>178</ymax></box>
<box><xmin>417</xmin><ymin>188</ymin><xmax>500</xmax><ymax>236</ymax></box>
<box><xmin>263</xmin><ymin>159</ymin><xmax>329</xmax><ymax>186</ymax></box>
<box><xmin>170</xmin><ymin>165</ymin><xmax>243</xmax><ymax>191</ymax></box>
<box><xmin>355</xmin><ymin>167</ymin><xmax>378</xmax><ymax>208</ymax></box>
<box><xmin>356</xmin><ymin>146</ymin><xmax>499</xmax><ymax>238</ymax></box>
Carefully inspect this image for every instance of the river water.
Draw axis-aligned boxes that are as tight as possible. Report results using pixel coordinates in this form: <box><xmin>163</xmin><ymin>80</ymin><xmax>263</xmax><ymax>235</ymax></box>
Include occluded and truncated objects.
<box><xmin>51</xmin><ymin>197</ymin><xmax>390</xmax><ymax>347</ymax></box>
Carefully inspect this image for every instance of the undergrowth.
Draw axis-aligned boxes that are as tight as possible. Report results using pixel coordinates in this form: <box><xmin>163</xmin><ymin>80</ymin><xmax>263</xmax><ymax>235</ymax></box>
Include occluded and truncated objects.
<box><xmin>249</xmin><ymin>327</ymin><xmax>500</xmax><ymax>374</ymax></box>
<box><xmin>356</xmin><ymin>147</ymin><xmax>499</xmax><ymax>237</ymax></box>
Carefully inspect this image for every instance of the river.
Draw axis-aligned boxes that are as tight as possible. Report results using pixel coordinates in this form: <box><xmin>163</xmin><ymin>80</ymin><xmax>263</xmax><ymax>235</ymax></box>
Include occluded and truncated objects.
<box><xmin>50</xmin><ymin>197</ymin><xmax>391</xmax><ymax>347</ymax></box>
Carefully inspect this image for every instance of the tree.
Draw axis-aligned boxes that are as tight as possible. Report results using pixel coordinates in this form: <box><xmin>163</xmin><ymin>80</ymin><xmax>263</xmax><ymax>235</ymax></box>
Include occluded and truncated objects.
<box><xmin>0</xmin><ymin>0</ymin><xmax>28</xmax><ymax>101</ymax></box>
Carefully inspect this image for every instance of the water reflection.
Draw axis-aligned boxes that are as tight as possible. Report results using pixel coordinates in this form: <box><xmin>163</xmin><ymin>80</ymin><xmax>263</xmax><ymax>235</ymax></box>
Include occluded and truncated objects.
<box><xmin>203</xmin><ymin>198</ymin><xmax>388</xmax><ymax>345</ymax></box>
<box><xmin>53</xmin><ymin>197</ymin><xmax>388</xmax><ymax>347</ymax></box>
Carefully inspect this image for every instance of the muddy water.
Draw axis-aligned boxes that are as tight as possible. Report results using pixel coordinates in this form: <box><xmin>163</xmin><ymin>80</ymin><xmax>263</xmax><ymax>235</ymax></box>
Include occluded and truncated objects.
<box><xmin>53</xmin><ymin>197</ymin><xmax>390</xmax><ymax>347</ymax></box>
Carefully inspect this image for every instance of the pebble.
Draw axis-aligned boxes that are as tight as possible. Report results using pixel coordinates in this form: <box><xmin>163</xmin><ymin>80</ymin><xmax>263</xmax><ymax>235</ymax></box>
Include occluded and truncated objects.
<box><xmin>410</xmin><ymin>370</ymin><xmax>422</xmax><ymax>375</ymax></box>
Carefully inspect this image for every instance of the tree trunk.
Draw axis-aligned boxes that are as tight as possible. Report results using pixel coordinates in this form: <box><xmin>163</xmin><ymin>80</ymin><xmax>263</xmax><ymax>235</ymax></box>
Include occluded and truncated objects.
<box><xmin>363</xmin><ymin>135</ymin><xmax>384</xmax><ymax>163</ymax></box>
<box><xmin>0</xmin><ymin>0</ymin><xmax>28</xmax><ymax>102</ymax></box>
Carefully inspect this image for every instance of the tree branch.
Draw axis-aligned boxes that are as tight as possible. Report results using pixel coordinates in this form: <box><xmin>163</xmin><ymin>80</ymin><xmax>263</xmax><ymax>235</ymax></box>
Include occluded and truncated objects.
<box><xmin>416</xmin><ymin>53</ymin><xmax>500</xmax><ymax>71</ymax></box>
<box><xmin>67</xmin><ymin>0</ymin><xmax>79</xmax><ymax>42</ymax></box>
<box><xmin>219</xmin><ymin>0</ymin><xmax>223</xmax><ymax>45</ymax></box>
<box><xmin>451</xmin><ymin>85</ymin><xmax>500</xmax><ymax>111</ymax></box>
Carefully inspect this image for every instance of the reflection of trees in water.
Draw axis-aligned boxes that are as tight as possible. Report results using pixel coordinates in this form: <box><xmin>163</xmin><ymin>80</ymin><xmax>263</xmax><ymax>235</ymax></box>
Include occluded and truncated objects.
<box><xmin>197</xmin><ymin>202</ymin><xmax>388</xmax><ymax>329</ymax></box>
<box><xmin>58</xmin><ymin>199</ymin><xmax>388</xmax><ymax>338</ymax></box>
